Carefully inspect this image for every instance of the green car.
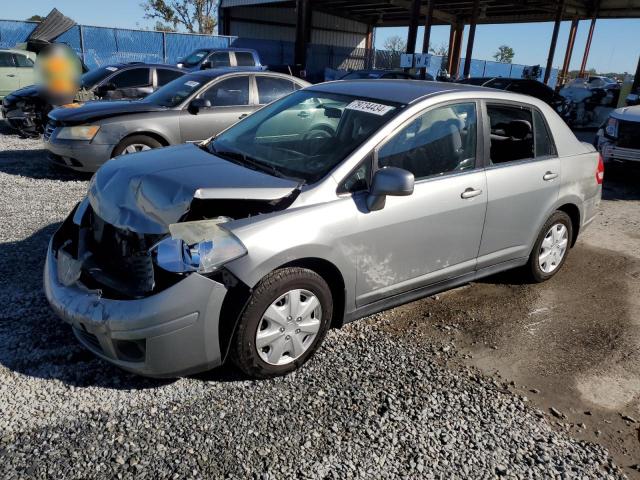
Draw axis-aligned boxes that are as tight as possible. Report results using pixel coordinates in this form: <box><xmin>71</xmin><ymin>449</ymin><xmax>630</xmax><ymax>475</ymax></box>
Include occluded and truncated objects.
<box><xmin>0</xmin><ymin>49</ymin><xmax>37</xmax><ymax>100</ymax></box>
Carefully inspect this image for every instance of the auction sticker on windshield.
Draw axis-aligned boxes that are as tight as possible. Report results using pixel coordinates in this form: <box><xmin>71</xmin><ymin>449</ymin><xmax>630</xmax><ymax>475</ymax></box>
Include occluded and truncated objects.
<box><xmin>345</xmin><ymin>100</ymin><xmax>395</xmax><ymax>116</ymax></box>
<box><xmin>105</xmin><ymin>66</ymin><xmax>119</xmax><ymax>72</ymax></box>
<box><xmin>185</xmin><ymin>81</ymin><xmax>200</xmax><ymax>87</ymax></box>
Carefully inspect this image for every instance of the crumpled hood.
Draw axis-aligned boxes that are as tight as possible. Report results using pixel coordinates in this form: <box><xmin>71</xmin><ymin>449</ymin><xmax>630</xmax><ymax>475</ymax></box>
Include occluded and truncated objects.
<box><xmin>4</xmin><ymin>84</ymin><xmax>41</xmax><ymax>103</ymax></box>
<box><xmin>88</xmin><ymin>143</ymin><xmax>300</xmax><ymax>234</ymax></box>
<box><xmin>49</xmin><ymin>100</ymin><xmax>165</xmax><ymax>124</ymax></box>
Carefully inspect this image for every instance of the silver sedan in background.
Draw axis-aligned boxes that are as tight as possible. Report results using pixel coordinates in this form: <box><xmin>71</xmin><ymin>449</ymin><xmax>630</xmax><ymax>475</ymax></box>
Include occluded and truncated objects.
<box><xmin>44</xmin><ymin>80</ymin><xmax>602</xmax><ymax>378</ymax></box>
<box><xmin>43</xmin><ymin>70</ymin><xmax>310</xmax><ymax>172</ymax></box>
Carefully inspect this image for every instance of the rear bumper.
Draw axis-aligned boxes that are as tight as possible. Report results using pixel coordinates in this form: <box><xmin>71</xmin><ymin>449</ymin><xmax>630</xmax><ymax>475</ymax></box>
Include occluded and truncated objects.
<box><xmin>44</xmin><ymin>228</ymin><xmax>229</xmax><ymax>377</ymax></box>
<box><xmin>45</xmin><ymin>134</ymin><xmax>115</xmax><ymax>173</ymax></box>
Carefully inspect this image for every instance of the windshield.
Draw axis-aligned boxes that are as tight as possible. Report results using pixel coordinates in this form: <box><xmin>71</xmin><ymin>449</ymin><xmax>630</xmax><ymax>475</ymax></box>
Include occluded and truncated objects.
<box><xmin>143</xmin><ymin>75</ymin><xmax>206</xmax><ymax>107</ymax></box>
<box><xmin>208</xmin><ymin>90</ymin><xmax>403</xmax><ymax>183</ymax></box>
<box><xmin>81</xmin><ymin>66</ymin><xmax>118</xmax><ymax>89</ymax></box>
<box><xmin>181</xmin><ymin>49</ymin><xmax>209</xmax><ymax>67</ymax></box>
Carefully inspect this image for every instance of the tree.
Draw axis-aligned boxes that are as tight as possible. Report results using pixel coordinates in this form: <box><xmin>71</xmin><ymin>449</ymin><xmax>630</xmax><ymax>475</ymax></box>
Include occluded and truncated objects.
<box><xmin>141</xmin><ymin>0</ymin><xmax>217</xmax><ymax>34</ymax></box>
<box><xmin>154</xmin><ymin>21</ymin><xmax>176</xmax><ymax>32</ymax></box>
<box><xmin>428</xmin><ymin>43</ymin><xmax>448</xmax><ymax>56</ymax></box>
<box><xmin>26</xmin><ymin>15</ymin><xmax>46</xmax><ymax>22</ymax></box>
<box><xmin>493</xmin><ymin>45</ymin><xmax>515</xmax><ymax>64</ymax></box>
<box><xmin>383</xmin><ymin>35</ymin><xmax>407</xmax><ymax>53</ymax></box>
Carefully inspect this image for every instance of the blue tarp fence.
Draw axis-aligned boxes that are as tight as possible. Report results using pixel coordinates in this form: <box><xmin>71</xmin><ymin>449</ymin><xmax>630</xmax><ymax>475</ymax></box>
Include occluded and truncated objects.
<box><xmin>0</xmin><ymin>19</ymin><xmax>558</xmax><ymax>86</ymax></box>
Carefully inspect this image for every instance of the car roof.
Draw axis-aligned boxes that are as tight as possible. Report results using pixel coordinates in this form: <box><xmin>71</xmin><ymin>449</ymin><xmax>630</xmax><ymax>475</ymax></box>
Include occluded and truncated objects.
<box><xmin>184</xmin><ymin>68</ymin><xmax>300</xmax><ymax>81</ymax></box>
<box><xmin>191</xmin><ymin>47</ymin><xmax>257</xmax><ymax>53</ymax></box>
<box><xmin>0</xmin><ymin>48</ymin><xmax>33</xmax><ymax>55</ymax></box>
<box><xmin>307</xmin><ymin>79</ymin><xmax>488</xmax><ymax>104</ymax></box>
<box><xmin>107</xmin><ymin>62</ymin><xmax>182</xmax><ymax>70</ymax></box>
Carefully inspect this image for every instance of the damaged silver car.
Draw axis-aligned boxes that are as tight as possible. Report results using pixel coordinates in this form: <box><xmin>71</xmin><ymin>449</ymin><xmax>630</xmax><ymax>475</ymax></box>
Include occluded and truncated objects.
<box><xmin>45</xmin><ymin>80</ymin><xmax>603</xmax><ymax>378</ymax></box>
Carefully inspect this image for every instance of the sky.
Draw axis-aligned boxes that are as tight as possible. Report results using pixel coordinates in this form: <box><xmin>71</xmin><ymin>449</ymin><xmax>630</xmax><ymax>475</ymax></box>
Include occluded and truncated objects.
<box><xmin>4</xmin><ymin>1</ymin><xmax>640</xmax><ymax>74</ymax></box>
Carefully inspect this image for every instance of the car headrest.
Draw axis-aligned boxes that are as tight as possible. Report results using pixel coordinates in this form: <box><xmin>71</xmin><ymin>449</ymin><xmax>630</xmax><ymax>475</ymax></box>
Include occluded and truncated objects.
<box><xmin>506</xmin><ymin>120</ymin><xmax>532</xmax><ymax>140</ymax></box>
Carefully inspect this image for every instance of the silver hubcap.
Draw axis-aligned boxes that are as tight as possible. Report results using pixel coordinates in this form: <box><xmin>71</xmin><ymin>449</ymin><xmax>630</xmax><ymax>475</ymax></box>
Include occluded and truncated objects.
<box><xmin>256</xmin><ymin>289</ymin><xmax>322</xmax><ymax>366</ymax></box>
<box><xmin>123</xmin><ymin>143</ymin><xmax>151</xmax><ymax>154</ymax></box>
<box><xmin>538</xmin><ymin>223</ymin><xmax>569</xmax><ymax>273</ymax></box>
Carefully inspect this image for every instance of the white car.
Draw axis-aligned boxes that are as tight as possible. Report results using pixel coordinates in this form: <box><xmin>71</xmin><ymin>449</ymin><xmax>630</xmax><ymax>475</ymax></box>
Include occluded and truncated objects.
<box><xmin>0</xmin><ymin>49</ymin><xmax>36</xmax><ymax>100</ymax></box>
<box><xmin>596</xmin><ymin>105</ymin><xmax>640</xmax><ymax>164</ymax></box>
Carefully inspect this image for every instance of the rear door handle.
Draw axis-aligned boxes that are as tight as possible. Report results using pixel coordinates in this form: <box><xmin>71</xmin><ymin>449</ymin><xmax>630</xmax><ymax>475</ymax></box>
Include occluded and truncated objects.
<box><xmin>297</xmin><ymin>111</ymin><xmax>310</xmax><ymax>118</ymax></box>
<box><xmin>6</xmin><ymin>74</ymin><xmax>15</xmax><ymax>77</ymax></box>
<box><xmin>543</xmin><ymin>171</ymin><xmax>559</xmax><ymax>181</ymax></box>
<box><xmin>238</xmin><ymin>113</ymin><xmax>248</xmax><ymax>119</ymax></box>
<box><xmin>461</xmin><ymin>187</ymin><xmax>483</xmax><ymax>199</ymax></box>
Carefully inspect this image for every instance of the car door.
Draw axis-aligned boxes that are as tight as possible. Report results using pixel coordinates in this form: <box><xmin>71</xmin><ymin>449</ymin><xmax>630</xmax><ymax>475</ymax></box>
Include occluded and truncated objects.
<box><xmin>477</xmin><ymin>102</ymin><xmax>561</xmax><ymax>268</ymax></box>
<box><xmin>13</xmin><ymin>53</ymin><xmax>35</xmax><ymax>89</ymax></box>
<box><xmin>179</xmin><ymin>74</ymin><xmax>256</xmax><ymax>142</ymax></box>
<box><xmin>347</xmin><ymin>101</ymin><xmax>487</xmax><ymax>306</ymax></box>
<box><xmin>0</xmin><ymin>52</ymin><xmax>19</xmax><ymax>97</ymax></box>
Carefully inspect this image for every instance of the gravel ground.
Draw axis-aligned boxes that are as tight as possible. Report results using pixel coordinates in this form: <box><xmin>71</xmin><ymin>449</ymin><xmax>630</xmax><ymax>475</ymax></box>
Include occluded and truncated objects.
<box><xmin>0</xmin><ymin>123</ymin><xmax>626</xmax><ymax>479</ymax></box>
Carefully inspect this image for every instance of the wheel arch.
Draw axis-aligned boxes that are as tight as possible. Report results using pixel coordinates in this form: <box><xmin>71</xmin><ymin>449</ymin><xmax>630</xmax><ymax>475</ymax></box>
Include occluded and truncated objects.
<box><xmin>111</xmin><ymin>130</ymin><xmax>171</xmax><ymax>157</ymax></box>
<box><xmin>556</xmin><ymin>202</ymin><xmax>581</xmax><ymax>247</ymax></box>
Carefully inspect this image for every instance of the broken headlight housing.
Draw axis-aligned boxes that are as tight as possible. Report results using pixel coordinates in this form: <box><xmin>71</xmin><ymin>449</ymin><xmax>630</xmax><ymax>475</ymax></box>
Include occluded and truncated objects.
<box><xmin>151</xmin><ymin>219</ymin><xmax>246</xmax><ymax>274</ymax></box>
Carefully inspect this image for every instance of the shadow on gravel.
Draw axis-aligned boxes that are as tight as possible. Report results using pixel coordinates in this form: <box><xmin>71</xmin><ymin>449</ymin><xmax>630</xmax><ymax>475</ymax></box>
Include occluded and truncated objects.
<box><xmin>0</xmin><ymin>223</ymin><xmax>172</xmax><ymax>390</ymax></box>
<box><xmin>0</xmin><ymin>148</ymin><xmax>92</xmax><ymax>182</ymax></box>
<box><xmin>602</xmin><ymin>163</ymin><xmax>640</xmax><ymax>201</ymax></box>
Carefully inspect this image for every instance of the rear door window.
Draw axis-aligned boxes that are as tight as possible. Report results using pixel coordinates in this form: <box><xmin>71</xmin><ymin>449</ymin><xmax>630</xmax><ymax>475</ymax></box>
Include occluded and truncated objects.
<box><xmin>256</xmin><ymin>77</ymin><xmax>294</xmax><ymax>104</ymax></box>
<box><xmin>486</xmin><ymin>104</ymin><xmax>534</xmax><ymax>164</ymax></box>
<box><xmin>0</xmin><ymin>52</ymin><xmax>14</xmax><ymax>67</ymax></box>
<box><xmin>235</xmin><ymin>52</ymin><xmax>256</xmax><ymax>67</ymax></box>
<box><xmin>533</xmin><ymin>109</ymin><xmax>557</xmax><ymax>157</ymax></box>
<box><xmin>201</xmin><ymin>76</ymin><xmax>250</xmax><ymax>106</ymax></box>
<box><xmin>156</xmin><ymin>68</ymin><xmax>183</xmax><ymax>86</ymax></box>
<box><xmin>110</xmin><ymin>68</ymin><xmax>150</xmax><ymax>88</ymax></box>
<box><xmin>13</xmin><ymin>54</ymin><xmax>34</xmax><ymax>67</ymax></box>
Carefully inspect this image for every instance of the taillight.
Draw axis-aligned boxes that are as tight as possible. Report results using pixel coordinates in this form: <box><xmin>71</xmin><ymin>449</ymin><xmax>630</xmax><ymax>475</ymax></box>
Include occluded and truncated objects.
<box><xmin>596</xmin><ymin>154</ymin><xmax>604</xmax><ymax>185</ymax></box>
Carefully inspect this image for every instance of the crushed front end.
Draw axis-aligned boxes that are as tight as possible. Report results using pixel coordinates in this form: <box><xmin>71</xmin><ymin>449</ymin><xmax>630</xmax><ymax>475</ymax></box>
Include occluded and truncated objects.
<box><xmin>44</xmin><ymin>199</ymin><xmax>231</xmax><ymax>377</ymax></box>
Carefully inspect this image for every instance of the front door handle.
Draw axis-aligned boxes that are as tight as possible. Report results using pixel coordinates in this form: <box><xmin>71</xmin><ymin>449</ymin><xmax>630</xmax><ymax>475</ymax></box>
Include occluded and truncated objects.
<box><xmin>6</xmin><ymin>74</ymin><xmax>15</xmax><ymax>77</ymax></box>
<box><xmin>461</xmin><ymin>187</ymin><xmax>483</xmax><ymax>199</ymax></box>
<box><xmin>238</xmin><ymin>113</ymin><xmax>248</xmax><ymax>119</ymax></box>
<box><xmin>543</xmin><ymin>171</ymin><xmax>559</xmax><ymax>181</ymax></box>
<box><xmin>297</xmin><ymin>111</ymin><xmax>310</xmax><ymax>118</ymax></box>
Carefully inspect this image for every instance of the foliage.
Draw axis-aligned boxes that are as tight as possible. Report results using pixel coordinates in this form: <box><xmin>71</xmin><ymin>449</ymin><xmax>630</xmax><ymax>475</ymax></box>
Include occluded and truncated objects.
<box><xmin>428</xmin><ymin>43</ymin><xmax>448</xmax><ymax>56</ymax></box>
<box><xmin>493</xmin><ymin>45</ymin><xmax>515</xmax><ymax>64</ymax></box>
<box><xmin>26</xmin><ymin>15</ymin><xmax>46</xmax><ymax>22</ymax></box>
<box><xmin>383</xmin><ymin>35</ymin><xmax>407</xmax><ymax>53</ymax></box>
<box><xmin>141</xmin><ymin>0</ymin><xmax>217</xmax><ymax>34</ymax></box>
<box><xmin>154</xmin><ymin>21</ymin><xmax>176</xmax><ymax>32</ymax></box>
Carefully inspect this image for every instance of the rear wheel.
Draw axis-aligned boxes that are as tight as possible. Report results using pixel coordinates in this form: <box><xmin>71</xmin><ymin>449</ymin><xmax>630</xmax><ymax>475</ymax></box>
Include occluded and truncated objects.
<box><xmin>525</xmin><ymin>211</ymin><xmax>573</xmax><ymax>282</ymax></box>
<box><xmin>112</xmin><ymin>135</ymin><xmax>162</xmax><ymax>157</ymax></box>
<box><xmin>231</xmin><ymin>267</ymin><xmax>332</xmax><ymax>378</ymax></box>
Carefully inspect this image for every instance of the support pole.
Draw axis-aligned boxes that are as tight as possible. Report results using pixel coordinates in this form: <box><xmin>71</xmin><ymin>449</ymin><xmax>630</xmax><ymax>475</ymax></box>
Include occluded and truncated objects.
<box><xmin>420</xmin><ymin>0</ymin><xmax>434</xmax><ymax>79</ymax></box>
<box><xmin>405</xmin><ymin>0</ymin><xmax>421</xmax><ymax>72</ymax></box>
<box><xmin>559</xmin><ymin>18</ymin><xmax>579</xmax><ymax>87</ymax></box>
<box><xmin>579</xmin><ymin>10</ymin><xmax>598</xmax><ymax>77</ymax></box>
<box><xmin>449</xmin><ymin>20</ymin><xmax>464</xmax><ymax>80</ymax></box>
<box><xmin>544</xmin><ymin>0</ymin><xmax>564</xmax><ymax>85</ymax></box>
<box><xmin>294</xmin><ymin>0</ymin><xmax>311</xmax><ymax>78</ymax></box>
<box><xmin>447</xmin><ymin>23</ymin><xmax>456</xmax><ymax>72</ymax></box>
<box><xmin>463</xmin><ymin>0</ymin><xmax>480</xmax><ymax>78</ymax></box>
<box><xmin>365</xmin><ymin>24</ymin><xmax>374</xmax><ymax>69</ymax></box>
<box><xmin>632</xmin><ymin>56</ymin><xmax>640</xmax><ymax>94</ymax></box>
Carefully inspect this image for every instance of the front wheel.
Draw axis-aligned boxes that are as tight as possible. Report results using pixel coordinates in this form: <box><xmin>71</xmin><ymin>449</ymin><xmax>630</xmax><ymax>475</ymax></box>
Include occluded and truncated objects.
<box><xmin>231</xmin><ymin>267</ymin><xmax>333</xmax><ymax>378</ymax></box>
<box><xmin>112</xmin><ymin>135</ymin><xmax>162</xmax><ymax>157</ymax></box>
<box><xmin>525</xmin><ymin>211</ymin><xmax>573</xmax><ymax>282</ymax></box>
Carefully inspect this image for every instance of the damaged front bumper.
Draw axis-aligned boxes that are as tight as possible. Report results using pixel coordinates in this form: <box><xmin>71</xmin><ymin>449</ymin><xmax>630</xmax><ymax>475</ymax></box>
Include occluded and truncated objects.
<box><xmin>43</xmin><ymin>210</ymin><xmax>230</xmax><ymax>378</ymax></box>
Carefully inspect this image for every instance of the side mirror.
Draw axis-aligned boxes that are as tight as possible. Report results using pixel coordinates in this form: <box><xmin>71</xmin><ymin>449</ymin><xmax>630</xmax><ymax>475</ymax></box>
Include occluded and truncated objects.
<box><xmin>200</xmin><ymin>60</ymin><xmax>213</xmax><ymax>70</ymax></box>
<box><xmin>189</xmin><ymin>98</ymin><xmax>212</xmax><ymax>114</ymax></box>
<box><xmin>367</xmin><ymin>167</ymin><xmax>414</xmax><ymax>212</ymax></box>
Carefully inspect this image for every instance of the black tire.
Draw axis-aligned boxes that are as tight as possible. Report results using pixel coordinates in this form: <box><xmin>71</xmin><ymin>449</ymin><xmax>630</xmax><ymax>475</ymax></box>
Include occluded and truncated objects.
<box><xmin>112</xmin><ymin>135</ymin><xmax>163</xmax><ymax>157</ymax></box>
<box><xmin>524</xmin><ymin>211</ymin><xmax>573</xmax><ymax>283</ymax></box>
<box><xmin>231</xmin><ymin>267</ymin><xmax>333</xmax><ymax>379</ymax></box>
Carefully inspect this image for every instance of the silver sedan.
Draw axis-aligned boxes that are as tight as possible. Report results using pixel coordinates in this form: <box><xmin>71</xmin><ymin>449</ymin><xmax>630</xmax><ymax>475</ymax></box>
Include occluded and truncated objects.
<box><xmin>45</xmin><ymin>80</ymin><xmax>603</xmax><ymax>378</ymax></box>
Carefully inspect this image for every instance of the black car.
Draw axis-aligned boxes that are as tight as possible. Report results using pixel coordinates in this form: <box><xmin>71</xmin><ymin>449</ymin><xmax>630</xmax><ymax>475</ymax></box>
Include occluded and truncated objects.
<box><xmin>340</xmin><ymin>69</ymin><xmax>434</xmax><ymax>81</ymax></box>
<box><xmin>457</xmin><ymin>77</ymin><xmax>563</xmax><ymax>107</ymax></box>
<box><xmin>2</xmin><ymin>62</ymin><xmax>184</xmax><ymax>137</ymax></box>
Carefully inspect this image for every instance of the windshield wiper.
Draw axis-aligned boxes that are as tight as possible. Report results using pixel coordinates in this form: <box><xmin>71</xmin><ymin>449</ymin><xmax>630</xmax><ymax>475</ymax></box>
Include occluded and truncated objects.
<box><xmin>208</xmin><ymin>144</ymin><xmax>288</xmax><ymax>179</ymax></box>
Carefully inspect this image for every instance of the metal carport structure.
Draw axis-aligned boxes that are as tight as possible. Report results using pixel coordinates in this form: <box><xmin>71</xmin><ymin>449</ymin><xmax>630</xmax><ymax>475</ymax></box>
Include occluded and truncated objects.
<box><xmin>220</xmin><ymin>0</ymin><xmax>640</xmax><ymax>85</ymax></box>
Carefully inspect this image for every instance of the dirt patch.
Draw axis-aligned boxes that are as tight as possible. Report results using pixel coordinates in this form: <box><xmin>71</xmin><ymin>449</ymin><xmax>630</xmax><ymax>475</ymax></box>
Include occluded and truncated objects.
<box><xmin>378</xmin><ymin>244</ymin><xmax>640</xmax><ymax>476</ymax></box>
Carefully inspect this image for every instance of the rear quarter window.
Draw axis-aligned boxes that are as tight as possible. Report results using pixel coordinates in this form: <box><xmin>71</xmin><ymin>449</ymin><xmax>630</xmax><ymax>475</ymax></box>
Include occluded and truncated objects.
<box><xmin>533</xmin><ymin>109</ymin><xmax>557</xmax><ymax>157</ymax></box>
<box><xmin>235</xmin><ymin>52</ymin><xmax>256</xmax><ymax>67</ymax></box>
<box><xmin>157</xmin><ymin>68</ymin><xmax>183</xmax><ymax>86</ymax></box>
